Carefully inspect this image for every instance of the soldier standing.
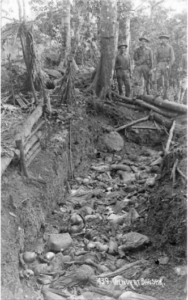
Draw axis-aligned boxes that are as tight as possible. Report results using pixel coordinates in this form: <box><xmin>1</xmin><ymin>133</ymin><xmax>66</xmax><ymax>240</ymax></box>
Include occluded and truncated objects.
<box><xmin>133</xmin><ymin>36</ymin><xmax>153</xmax><ymax>95</ymax></box>
<box><xmin>155</xmin><ymin>34</ymin><xmax>175</xmax><ymax>99</ymax></box>
<box><xmin>178</xmin><ymin>52</ymin><xmax>187</xmax><ymax>103</ymax></box>
<box><xmin>114</xmin><ymin>43</ymin><xmax>132</xmax><ymax>97</ymax></box>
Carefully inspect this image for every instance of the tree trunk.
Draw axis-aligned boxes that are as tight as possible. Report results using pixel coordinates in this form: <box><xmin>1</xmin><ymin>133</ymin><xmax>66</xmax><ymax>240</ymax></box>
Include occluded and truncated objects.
<box><xmin>60</xmin><ymin>0</ymin><xmax>71</xmax><ymax>65</ymax></box>
<box><xmin>112</xmin><ymin>20</ymin><xmax>119</xmax><ymax>79</ymax></box>
<box><xmin>124</xmin><ymin>15</ymin><xmax>131</xmax><ymax>51</ymax></box>
<box><xmin>94</xmin><ymin>0</ymin><xmax>117</xmax><ymax>98</ymax></box>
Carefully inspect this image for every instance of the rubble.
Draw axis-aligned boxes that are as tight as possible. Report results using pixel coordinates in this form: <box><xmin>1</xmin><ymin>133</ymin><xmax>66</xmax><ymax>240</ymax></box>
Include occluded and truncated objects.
<box><xmin>16</xmin><ymin>142</ymin><xmax>179</xmax><ymax>300</ymax></box>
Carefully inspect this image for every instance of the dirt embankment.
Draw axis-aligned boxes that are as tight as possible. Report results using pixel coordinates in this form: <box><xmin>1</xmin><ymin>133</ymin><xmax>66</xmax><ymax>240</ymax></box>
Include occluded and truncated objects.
<box><xmin>1</xmin><ymin>110</ymin><xmax>97</xmax><ymax>299</ymax></box>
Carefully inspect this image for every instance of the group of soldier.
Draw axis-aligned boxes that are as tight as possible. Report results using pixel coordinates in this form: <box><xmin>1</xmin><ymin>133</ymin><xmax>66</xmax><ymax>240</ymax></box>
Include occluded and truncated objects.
<box><xmin>114</xmin><ymin>34</ymin><xmax>187</xmax><ymax>103</ymax></box>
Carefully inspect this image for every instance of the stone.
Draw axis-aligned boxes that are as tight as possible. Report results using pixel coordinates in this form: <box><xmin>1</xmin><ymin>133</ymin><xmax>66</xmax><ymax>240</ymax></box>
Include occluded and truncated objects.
<box><xmin>44</xmin><ymin>68</ymin><xmax>62</xmax><ymax>79</ymax></box>
<box><xmin>117</xmin><ymin>171</ymin><xmax>135</xmax><ymax>184</ymax></box>
<box><xmin>124</xmin><ymin>185</ymin><xmax>135</xmax><ymax>192</ymax></box>
<box><xmin>103</xmin><ymin>131</ymin><xmax>124</xmax><ymax>151</ymax></box>
<box><xmin>119</xmin><ymin>232</ymin><xmax>150</xmax><ymax>251</ymax></box>
<box><xmin>47</xmin><ymin>233</ymin><xmax>73</xmax><ymax>252</ymax></box>
<box><xmin>150</xmin><ymin>165</ymin><xmax>160</xmax><ymax>173</ymax></box>
<box><xmin>158</xmin><ymin>256</ymin><xmax>169</xmax><ymax>265</ymax></box>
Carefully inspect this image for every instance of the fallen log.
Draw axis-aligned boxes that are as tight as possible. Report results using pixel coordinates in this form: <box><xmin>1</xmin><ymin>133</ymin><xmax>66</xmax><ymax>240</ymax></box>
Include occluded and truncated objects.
<box><xmin>15</xmin><ymin>105</ymin><xmax>43</xmax><ymax>143</ymax></box>
<box><xmin>150</xmin><ymin>113</ymin><xmax>172</xmax><ymax>130</ymax></box>
<box><xmin>111</xmin><ymin>91</ymin><xmax>133</xmax><ymax>103</ymax></box>
<box><xmin>135</xmin><ymin>99</ymin><xmax>178</xmax><ymax>119</ymax></box>
<box><xmin>115</xmin><ymin>115</ymin><xmax>149</xmax><ymax>132</ymax></box>
<box><xmin>114</xmin><ymin>99</ymin><xmax>144</xmax><ymax>111</ymax></box>
<box><xmin>139</xmin><ymin>95</ymin><xmax>187</xmax><ymax>114</ymax></box>
<box><xmin>112</xmin><ymin>92</ymin><xmax>178</xmax><ymax>118</ymax></box>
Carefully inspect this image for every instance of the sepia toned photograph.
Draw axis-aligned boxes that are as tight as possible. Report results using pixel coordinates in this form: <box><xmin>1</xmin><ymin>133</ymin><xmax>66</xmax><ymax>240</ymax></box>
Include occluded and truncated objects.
<box><xmin>1</xmin><ymin>0</ymin><xmax>187</xmax><ymax>299</ymax></box>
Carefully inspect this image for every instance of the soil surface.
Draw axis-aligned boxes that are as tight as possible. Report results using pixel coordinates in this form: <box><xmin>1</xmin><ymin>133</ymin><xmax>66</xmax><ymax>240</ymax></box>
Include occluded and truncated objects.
<box><xmin>1</xmin><ymin>96</ymin><xmax>187</xmax><ymax>300</ymax></box>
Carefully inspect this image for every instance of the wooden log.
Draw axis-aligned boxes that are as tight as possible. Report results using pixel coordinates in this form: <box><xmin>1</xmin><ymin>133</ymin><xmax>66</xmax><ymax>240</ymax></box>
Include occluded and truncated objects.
<box><xmin>26</xmin><ymin>146</ymin><xmax>41</xmax><ymax>167</ymax></box>
<box><xmin>25</xmin><ymin>141</ymin><xmax>41</xmax><ymax>161</ymax></box>
<box><xmin>139</xmin><ymin>95</ymin><xmax>187</xmax><ymax>114</ymax></box>
<box><xmin>24</xmin><ymin>131</ymin><xmax>42</xmax><ymax>155</ymax></box>
<box><xmin>115</xmin><ymin>115</ymin><xmax>149</xmax><ymax>132</ymax></box>
<box><xmin>112</xmin><ymin>92</ymin><xmax>178</xmax><ymax>118</ymax></box>
<box><xmin>25</xmin><ymin>120</ymin><xmax>45</xmax><ymax>144</ymax></box>
<box><xmin>132</xmin><ymin>126</ymin><xmax>158</xmax><ymax>130</ymax></box>
<box><xmin>112</xmin><ymin>91</ymin><xmax>132</xmax><ymax>103</ymax></box>
<box><xmin>114</xmin><ymin>99</ymin><xmax>144</xmax><ymax>111</ymax></box>
<box><xmin>15</xmin><ymin>105</ymin><xmax>43</xmax><ymax>144</ymax></box>
<box><xmin>150</xmin><ymin>113</ymin><xmax>172</xmax><ymax>130</ymax></box>
<box><xmin>135</xmin><ymin>99</ymin><xmax>178</xmax><ymax>119</ymax></box>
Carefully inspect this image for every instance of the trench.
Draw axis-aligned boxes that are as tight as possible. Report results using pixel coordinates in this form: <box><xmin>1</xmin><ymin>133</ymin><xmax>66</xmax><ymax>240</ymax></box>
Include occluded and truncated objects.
<box><xmin>1</xmin><ymin>102</ymin><xmax>187</xmax><ymax>300</ymax></box>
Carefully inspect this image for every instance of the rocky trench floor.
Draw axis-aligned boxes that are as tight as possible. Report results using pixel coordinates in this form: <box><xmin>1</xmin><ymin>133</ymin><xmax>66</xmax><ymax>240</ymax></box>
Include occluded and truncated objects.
<box><xmin>16</xmin><ymin>130</ymin><xmax>187</xmax><ymax>300</ymax></box>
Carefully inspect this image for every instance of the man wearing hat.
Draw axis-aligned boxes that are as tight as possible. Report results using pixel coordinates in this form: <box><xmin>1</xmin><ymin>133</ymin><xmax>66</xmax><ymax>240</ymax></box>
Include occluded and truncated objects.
<box><xmin>133</xmin><ymin>36</ymin><xmax>153</xmax><ymax>95</ymax></box>
<box><xmin>155</xmin><ymin>34</ymin><xmax>175</xmax><ymax>98</ymax></box>
<box><xmin>114</xmin><ymin>43</ymin><xmax>131</xmax><ymax>97</ymax></box>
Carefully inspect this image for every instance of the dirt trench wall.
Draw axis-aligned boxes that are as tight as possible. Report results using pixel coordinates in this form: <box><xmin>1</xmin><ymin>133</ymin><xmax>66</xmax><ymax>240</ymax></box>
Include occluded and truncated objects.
<box><xmin>1</xmin><ymin>116</ymin><xmax>96</xmax><ymax>300</ymax></box>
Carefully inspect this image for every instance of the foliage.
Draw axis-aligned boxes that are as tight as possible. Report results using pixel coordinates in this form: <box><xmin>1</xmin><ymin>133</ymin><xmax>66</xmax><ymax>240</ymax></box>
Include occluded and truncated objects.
<box><xmin>2</xmin><ymin>0</ymin><xmax>187</xmax><ymax>76</ymax></box>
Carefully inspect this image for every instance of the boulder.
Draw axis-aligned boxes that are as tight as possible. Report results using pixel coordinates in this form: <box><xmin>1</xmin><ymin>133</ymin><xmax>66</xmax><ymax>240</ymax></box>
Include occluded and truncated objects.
<box><xmin>119</xmin><ymin>232</ymin><xmax>150</xmax><ymax>251</ymax></box>
<box><xmin>103</xmin><ymin>131</ymin><xmax>124</xmax><ymax>151</ymax></box>
<box><xmin>47</xmin><ymin>233</ymin><xmax>73</xmax><ymax>252</ymax></box>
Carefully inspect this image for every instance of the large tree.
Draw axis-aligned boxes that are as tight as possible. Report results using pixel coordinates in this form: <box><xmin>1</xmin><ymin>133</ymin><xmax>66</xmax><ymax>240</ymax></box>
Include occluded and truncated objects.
<box><xmin>60</xmin><ymin>0</ymin><xmax>71</xmax><ymax>65</ymax></box>
<box><xmin>118</xmin><ymin>0</ymin><xmax>132</xmax><ymax>51</ymax></box>
<box><xmin>91</xmin><ymin>0</ymin><xmax>118</xmax><ymax>99</ymax></box>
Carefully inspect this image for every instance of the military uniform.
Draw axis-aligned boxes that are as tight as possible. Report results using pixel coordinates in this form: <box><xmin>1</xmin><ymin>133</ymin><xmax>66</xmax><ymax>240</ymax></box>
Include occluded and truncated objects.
<box><xmin>155</xmin><ymin>35</ymin><xmax>175</xmax><ymax>98</ymax></box>
<box><xmin>178</xmin><ymin>53</ymin><xmax>187</xmax><ymax>103</ymax></box>
<box><xmin>133</xmin><ymin>40</ymin><xmax>153</xmax><ymax>95</ymax></box>
<box><xmin>115</xmin><ymin>47</ymin><xmax>131</xmax><ymax>97</ymax></box>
